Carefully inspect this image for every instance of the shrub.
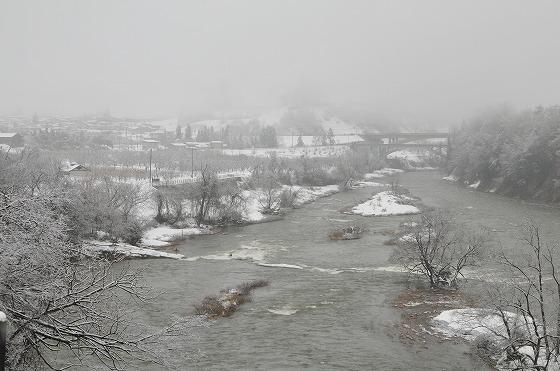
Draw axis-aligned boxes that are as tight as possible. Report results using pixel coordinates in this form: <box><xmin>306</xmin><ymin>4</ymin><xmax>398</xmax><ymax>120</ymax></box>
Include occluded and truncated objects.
<box><xmin>121</xmin><ymin>220</ymin><xmax>143</xmax><ymax>246</ymax></box>
<box><xmin>279</xmin><ymin>188</ymin><xmax>299</xmax><ymax>208</ymax></box>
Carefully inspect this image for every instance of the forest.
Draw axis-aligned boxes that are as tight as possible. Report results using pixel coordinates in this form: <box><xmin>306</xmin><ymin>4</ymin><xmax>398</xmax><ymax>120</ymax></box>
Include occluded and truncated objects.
<box><xmin>448</xmin><ymin>106</ymin><xmax>560</xmax><ymax>202</ymax></box>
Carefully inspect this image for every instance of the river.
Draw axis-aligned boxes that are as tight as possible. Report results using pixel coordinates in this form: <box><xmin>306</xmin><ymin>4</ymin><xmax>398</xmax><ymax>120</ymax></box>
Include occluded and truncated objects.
<box><xmin>127</xmin><ymin>170</ymin><xmax>560</xmax><ymax>370</ymax></box>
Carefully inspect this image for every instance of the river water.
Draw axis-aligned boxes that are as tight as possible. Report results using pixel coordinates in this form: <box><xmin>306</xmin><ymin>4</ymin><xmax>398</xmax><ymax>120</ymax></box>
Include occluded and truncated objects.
<box><xmin>128</xmin><ymin>170</ymin><xmax>560</xmax><ymax>370</ymax></box>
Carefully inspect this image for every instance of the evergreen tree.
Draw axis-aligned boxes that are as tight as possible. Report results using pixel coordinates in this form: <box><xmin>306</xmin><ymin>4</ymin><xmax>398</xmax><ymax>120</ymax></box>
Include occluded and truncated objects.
<box><xmin>184</xmin><ymin>124</ymin><xmax>192</xmax><ymax>140</ymax></box>
<box><xmin>327</xmin><ymin>128</ymin><xmax>336</xmax><ymax>145</ymax></box>
<box><xmin>175</xmin><ymin>125</ymin><xmax>182</xmax><ymax>139</ymax></box>
<box><xmin>296</xmin><ymin>134</ymin><xmax>304</xmax><ymax>147</ymax></box>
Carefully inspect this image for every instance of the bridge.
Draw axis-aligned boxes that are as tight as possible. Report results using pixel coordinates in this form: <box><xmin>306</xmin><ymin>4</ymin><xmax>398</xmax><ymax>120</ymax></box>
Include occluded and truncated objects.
<box><xmin>348</xmin><ymin>131</ymin><xmax>451</xmax><ymax>158</ymax></box>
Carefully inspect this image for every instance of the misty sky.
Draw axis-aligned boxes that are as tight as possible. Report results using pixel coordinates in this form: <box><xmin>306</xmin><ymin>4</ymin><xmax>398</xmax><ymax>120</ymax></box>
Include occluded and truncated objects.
<box><xmin>1</xmin><ymin>0</ymin><xmax>559</xmax><ymax>124</ymax></box>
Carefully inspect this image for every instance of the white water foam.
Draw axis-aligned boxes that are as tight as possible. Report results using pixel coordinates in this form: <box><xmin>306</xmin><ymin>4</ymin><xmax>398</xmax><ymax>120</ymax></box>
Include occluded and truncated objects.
<box><xmin>258</xmin><ymin>263</ymin><xmax>304</xmax><ymax>269</ymax></box>
<box><xmin>268</xmin><ymin>306</ymin><xmax>298</xmax><ymax>316</ymax></box>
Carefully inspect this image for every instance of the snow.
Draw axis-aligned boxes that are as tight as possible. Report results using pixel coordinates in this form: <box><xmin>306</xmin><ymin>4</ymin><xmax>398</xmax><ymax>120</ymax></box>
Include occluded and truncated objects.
<box><xmin>432</xmin><ymin>308</ymin><xmax>516</xmax><ymax>341</ymax></box>
<box><xmin>0</xmin><ymin>311</ymin><xmax>6</xmax><ymax>322</ymax></box>
<box><xmin>84</xmin><ymin>240</ymin><xmax>184</xmax><ymax>259</ymax></box>
<box><xmin>350</xmin><ymin>180</ymin><xmax>388</xmax><ymax>188</ymax></box>
<box><xmin>387</xmin><ymin>149</ymin><xmax>443</xmax><ymax>169</ymax></box>
<box><xmin>387</xmin><ymin>149</ymin><xmax>427</xmax><ymax>163</ymax></box>
<box><xmin>442</xmin><ymin>175</ymin><xmax>458</xmax><ymax>182</ymax></box>
<box><xmin>288</xmin><ymin>184</ymin><xmax>340</xmax><ymax>207</ymax></box>
<box><xmin>241</xmin><ymin>190</ymin><xmax>267</xmax><ymax>222</ymax></box>
<box><xmin>432</xmin><ymin>308</ymin><xmax>560</xmax><ymax>370</ymax></box>
<box><xmin>351</xmin><ymin>191</ymin><xmax>420</xmax><ymax>216</ymax></box>
<box><xmin>223</xmin><ymin>145</ymin><xmax>349</xmax><ymax>159</ymax></box>
<box><xmin>364</xmin><ymin>168</ymin><xmax>404</xmax><ymax>179</ymax></box>
<box><xmin>276</xmin><ymin>135</ymin><xmax>363</xmax><ymax>147</ymax></box>
<box><xmin>142</xmin><ymin>225</ymin><xmax>212</xmax><ymax>247</ymax></box>
<box><xmin>238</xmin><ymin>185</ymin><xmax>339</xmax><ymax>222</ymax></box>
<box><xmin>469</xmin><ymin>180</ymin><xmax>481</xmax><ymax>189</ymax></box>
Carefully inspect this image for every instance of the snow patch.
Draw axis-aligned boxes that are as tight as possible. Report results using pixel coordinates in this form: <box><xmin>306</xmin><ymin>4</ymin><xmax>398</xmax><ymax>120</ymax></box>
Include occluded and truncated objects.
<box><xmin>351</xmin><ymin>191</ymin><xmax>420</xmax><ymax>216</ymax></box>
<box><xmin>442</xmin><ymin>175</ymin><xmax>458</xmax><ymax>182</ymax></box>
<box><xmin>432</xmin><ymin>308</ymin><xmax>520</xmax><ymax>341</ymax></box>
<box><xmin>84</xmin><ymin>241</ymin><xmax>184</xmax><ymax>259</ymax></box>
<box><xmin>469</xmin><ymin>181</ymin><xmax>481</xmax><ymax>189</ymax></box>
<box><xmin>142</xmin><ymin>225</ymin><xmax>212</xmax><ymax>247</ymax></box>
<box><xmin>364</xmin><ymin>168</ymin><xmax>404</xmax><ymax>179</ymax></box>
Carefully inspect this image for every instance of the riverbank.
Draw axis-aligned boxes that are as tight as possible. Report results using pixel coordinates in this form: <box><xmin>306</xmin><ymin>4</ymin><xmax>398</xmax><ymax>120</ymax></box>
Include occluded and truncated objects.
<box><xmin>115</xmin><ymin>169</ymin><xmax>548</xmax><ymax>370</ymax></box>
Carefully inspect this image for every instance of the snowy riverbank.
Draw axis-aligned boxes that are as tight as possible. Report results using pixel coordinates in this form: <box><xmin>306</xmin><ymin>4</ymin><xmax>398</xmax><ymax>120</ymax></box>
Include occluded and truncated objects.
<box><xmin>83</xmin><ymin>240</ymin><xmax>184</xmax><ymax>259</ymax></box>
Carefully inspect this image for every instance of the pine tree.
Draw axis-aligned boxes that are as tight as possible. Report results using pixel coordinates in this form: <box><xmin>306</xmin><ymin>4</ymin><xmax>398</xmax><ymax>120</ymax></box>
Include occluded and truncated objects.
<box><xmin>184</xmin><ymin>124</ymin><xmax>192</xmax><ymax>140</ymax></box>
<box><xmin>296</xmin><ymin>134</ymin><xmax>304</xmax><ymax>147</ymax></box>
<box><xmin>327</xmin><ymin>128</ymin><xmax>335</xmax><ymax>145</ymax></box>
<box><xmin>175</xmin><ymin>125</ymin><xmax>182</xmax><ymax>139</ymax></box>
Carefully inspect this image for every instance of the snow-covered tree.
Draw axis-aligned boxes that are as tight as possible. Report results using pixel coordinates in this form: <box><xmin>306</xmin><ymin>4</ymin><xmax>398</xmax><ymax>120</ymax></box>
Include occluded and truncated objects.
<box><xmin>0</xmin><ymin>152</ymin><xmax>193</xmax><ymax>370</ymax></box>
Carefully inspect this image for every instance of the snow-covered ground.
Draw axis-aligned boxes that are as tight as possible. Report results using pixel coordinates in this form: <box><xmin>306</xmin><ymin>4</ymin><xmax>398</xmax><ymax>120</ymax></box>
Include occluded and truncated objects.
<box><xmin>442</xmin><ymin>174</ymin><xmax>459</xmax><ymax>182</ymax></box>
<box><xmin>364</xmin><ymin>168</ymin><xmax>404</xmax><ymax>179</ymax></box>
<box><xmin>468</xmin><ymin>180</ymin><xmax>481</xmax><ymax>189</ymax></box>
<box><xmin>432</xmin><ymin>308</ymin><xmax>556</xmax><ymax>370</ymax></box>
<box><xmin>276</xmin><ymin>134</ymin><xmax>363</xmax><ymax>147</ymax></box>
<box><xmin>84</xmin><ymin>240</ymin><xmax>184</xmax><ymax>259</ymax></box>
<box><xmin>289</xmin><ymin>184</ymin><xmax>340</xmax><ymax>207</ymax></box>
<box><xmin>148</xmin><ymin>106</ymin><xmax>364</xmax><ymax>138</ymax></box>
<box><xmin>139</xmin><ymin>184</ymin><xmax>340</xmax><ymax>247</ymax></box>
<box><xmin>351</xmin><ymin>191</ymin><xmax>420</xmax><ymax>216</ymax></box>
<box><xmin>387</xmin><ymin>149</ymin><xmax>429</xmax><ymax>163</ymax></box>
<box><xmin>350</xmin><ymin>180</ymin><xmax>388</xmax><ymax>189</ymax></box>
<box><xmin>387</xmin><ymin>149</ymin><xmax>442</xmax><ymax>169</ymax></box>
<box><xmin>223</xmin><ymin>145</ymin><xmax>349</xmax><ymax>159</ymax></box>
<box><xmin>432</xmin><ymin>308</ymin><xmax>516</xmax><ymax>341</ymax></box>
<box><xmin>142</xmin><ymin>225</ymin><xmax>213</xmax><ymax>247</ymax></box>
<box><xmin>241</xmin><ymin>184</ymin><xmax>340</xmax><ymax>222</ymax></box>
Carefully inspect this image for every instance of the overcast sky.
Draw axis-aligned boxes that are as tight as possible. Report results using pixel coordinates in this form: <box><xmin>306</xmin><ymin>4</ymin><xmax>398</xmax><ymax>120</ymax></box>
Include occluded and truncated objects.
<box><xmin>1</xmin><ymin>0</ymin><xmax>559</xmax><ymax>124</ymax></box>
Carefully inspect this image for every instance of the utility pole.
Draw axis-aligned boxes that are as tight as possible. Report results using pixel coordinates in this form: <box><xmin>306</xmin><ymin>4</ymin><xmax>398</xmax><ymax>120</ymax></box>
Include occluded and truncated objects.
<box><xmin>191</xmin><ymin>147</ymin><xmax>195</xmax><ymax>178</ymax></box>
<box><xmin>0</xmin><ymin>311</ymin><xmax>6</xmax><ymax>371</ymax></box>
<box><xmin>149</xmin><ymin>148</ymin><xmax>152</xmax><ymax>184</ymax></box>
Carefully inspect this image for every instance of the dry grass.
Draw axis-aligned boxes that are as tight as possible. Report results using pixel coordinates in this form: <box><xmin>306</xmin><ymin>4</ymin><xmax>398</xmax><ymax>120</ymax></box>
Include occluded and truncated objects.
<box><xmin>194</xmin><ymin>279</ymin><xmax>269</xmax><ymax>319</ymax></box>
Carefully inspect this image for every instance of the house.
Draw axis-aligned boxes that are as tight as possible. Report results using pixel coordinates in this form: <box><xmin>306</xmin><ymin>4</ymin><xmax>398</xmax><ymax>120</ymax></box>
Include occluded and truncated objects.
<box><xmin>170</xmin><ymin>142</ymin><xmax>187</xmax><ymax>149</ymax></box>
<box><xmin>0</xmin><ymin>132</ymin><xmax>23</xmax><ymax>147</ymax></box>
<box><xmin>210</xmin><ymin>140</ymin><xmax>223</xmax><ymax>149</ymax></box>
<box><xmin>61</xmin><ymin>162</ymin><xmax>90</xmax><ymax>175</ymax></box>
<box><xmin>142</xmin><ymin>139</ymin><xmax>159</xmax><ymax>150</ymax></box>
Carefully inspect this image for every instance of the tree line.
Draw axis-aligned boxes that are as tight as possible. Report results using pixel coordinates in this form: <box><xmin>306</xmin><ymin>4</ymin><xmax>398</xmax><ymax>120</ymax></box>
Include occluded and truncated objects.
<box><xmin>448</xmin><ymin>105</ymin><xmax>560</xmax><ymax>202</ymax></box>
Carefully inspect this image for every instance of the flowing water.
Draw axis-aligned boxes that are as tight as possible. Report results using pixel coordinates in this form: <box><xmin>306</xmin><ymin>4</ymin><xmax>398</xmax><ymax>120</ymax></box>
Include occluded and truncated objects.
<box><xmin>128</xmin><ymin>170</ymin><xmax>560</xmax><ymax>370</ymax></box>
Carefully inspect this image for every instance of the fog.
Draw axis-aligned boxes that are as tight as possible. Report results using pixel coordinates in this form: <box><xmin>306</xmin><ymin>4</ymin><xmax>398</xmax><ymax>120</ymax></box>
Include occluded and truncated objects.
<box><xmin>1</xmin><ymin>0</ymin><xmax>560</xmax><ymax>125</ymax></box>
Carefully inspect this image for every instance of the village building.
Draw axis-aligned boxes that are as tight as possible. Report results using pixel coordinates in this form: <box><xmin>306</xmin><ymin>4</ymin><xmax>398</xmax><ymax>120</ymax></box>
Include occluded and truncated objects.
<box><xmin>0</xmin><ymin>132</ymin><xmax>23</xmax><ymax>147</ymax></box>
<box><xmin>142</xmin><ymin>139</ymin><xmax>159</xmax><ymax>150</ymax></box>
<box><xmin>61</xmin><ymin>162</ymin><xmax>90</xmax><ymax>175</ymax></box>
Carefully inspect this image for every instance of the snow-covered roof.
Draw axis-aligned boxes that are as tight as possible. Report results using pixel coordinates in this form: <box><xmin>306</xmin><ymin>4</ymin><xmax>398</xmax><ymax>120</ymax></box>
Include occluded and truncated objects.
<box><xmin>0</xmin><ymin>132</ymin><xmax>19</xmax><ymax>138</ymax></box>
<box><xmin>62</xmin><ymin>162</ymin><xmax>89</xmax><ymax>172</ymax></box>
<box><xmin>142</xmin><ymin>139</ymin><xmax>159</xmax><ymax>143</ymax></box>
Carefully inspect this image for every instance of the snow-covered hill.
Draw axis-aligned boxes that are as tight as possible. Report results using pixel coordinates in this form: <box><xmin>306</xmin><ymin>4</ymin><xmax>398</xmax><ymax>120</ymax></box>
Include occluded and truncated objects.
<box><xmin>148</xmin><ymin>106</ymin><xmax>363</xmax><ymax>136</ymax></box>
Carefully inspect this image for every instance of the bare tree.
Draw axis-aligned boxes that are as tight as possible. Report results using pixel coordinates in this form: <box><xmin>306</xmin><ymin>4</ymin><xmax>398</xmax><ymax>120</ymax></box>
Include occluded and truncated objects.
<box><xmin>257</xmin><ymin>176</ymin><xmax>282</xmax><ymax>214</ymax></box>
<box><xmin>484</xmin><ymin>221</ymin><xmax>560</xmax><ymax>370</ymax></box>
<box><xmin>0</xmin><ymin>152</ymin><xmax>196</xmax><ymax>370</ymax></box>
<box><xmin>187</xmin><ymin>165</ymin><xmax>220</xmax><ymax>226</ymax></box>
<box><xmin>396</xmin><ymin>210</ymin><xmax>485</xmax><ymax>288</ymax></box>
